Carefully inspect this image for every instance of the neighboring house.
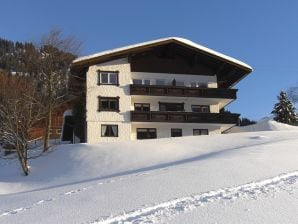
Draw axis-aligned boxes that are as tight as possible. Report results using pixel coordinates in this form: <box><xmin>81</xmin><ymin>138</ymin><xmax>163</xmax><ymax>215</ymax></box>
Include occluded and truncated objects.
<box><xmin>71</xmin><ymin>37</ymin><xmax>252</xmax><ymax>143</ymax></box>
<box><xmin>29</xmin><ymin>97</ymin><xmax>76</xmax><ymax>142</ymax></box>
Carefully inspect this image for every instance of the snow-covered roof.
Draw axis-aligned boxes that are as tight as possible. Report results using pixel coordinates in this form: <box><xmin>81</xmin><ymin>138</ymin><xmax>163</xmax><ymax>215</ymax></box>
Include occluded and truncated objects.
<box><xmin>73</xmin><ymin>37</ymin><xmax>252</xmax><ymax>71</ymax></box>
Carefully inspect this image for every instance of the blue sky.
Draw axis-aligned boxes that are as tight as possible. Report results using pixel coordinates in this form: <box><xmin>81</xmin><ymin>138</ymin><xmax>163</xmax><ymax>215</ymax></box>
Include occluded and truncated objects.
<box><xmin>1</xmin><ymin>0</ymin><xmax>297</xmax><ymax>120</ymax></box>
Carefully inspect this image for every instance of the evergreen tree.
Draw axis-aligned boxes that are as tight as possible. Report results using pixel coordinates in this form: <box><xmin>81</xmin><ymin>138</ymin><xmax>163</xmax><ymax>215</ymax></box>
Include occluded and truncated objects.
<box><xmin>271</xmin><ymin>91</ymin><xmax>297</xmax><ymax>125</ymax></box>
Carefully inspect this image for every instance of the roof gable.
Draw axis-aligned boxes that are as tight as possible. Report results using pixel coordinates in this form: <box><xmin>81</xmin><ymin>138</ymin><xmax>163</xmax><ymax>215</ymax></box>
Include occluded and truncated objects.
<box><xmin>72</xmin><ymin>37</ymin><xmax>252</xmax><ymax>71</ymax></box>
<box><xmin>71</xmin><ymin>37</ymin><xmax>252</xmax><ymax>88</ymax></box>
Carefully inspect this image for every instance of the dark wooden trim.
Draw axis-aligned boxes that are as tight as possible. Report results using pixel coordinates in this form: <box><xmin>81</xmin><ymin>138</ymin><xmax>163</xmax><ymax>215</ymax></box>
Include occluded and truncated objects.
<box><xmin>72</xmin><ymin>39</ymin><xmax>252</xmax><ymax>72</ymax></box>
<box><xmin>159</xmin><ymin>102</ymin><xmax>185</xmax><ymax>112</ymax></box>
<box><xmin>130</xmin><ymin>84</ymin><xmax>237</xmax><ymax>99</ymax></box>
<box><xmin>131</xmin><ymin>111</ymin><xmax>240</xmax><ymax>124</ymax></box>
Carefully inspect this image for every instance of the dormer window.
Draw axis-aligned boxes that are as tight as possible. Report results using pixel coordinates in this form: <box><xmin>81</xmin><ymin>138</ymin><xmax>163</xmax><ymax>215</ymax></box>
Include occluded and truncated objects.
<box><xmin>98</xmin><ymin>71</ymin><xmax>119</xmax><ymax>85</ymax></box>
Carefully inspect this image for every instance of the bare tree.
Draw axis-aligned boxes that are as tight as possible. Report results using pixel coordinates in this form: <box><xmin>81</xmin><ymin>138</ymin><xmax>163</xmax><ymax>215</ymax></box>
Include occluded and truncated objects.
<box><xmin>37</xmin><ymin>29</ymin><xmax>81</xmax><ymax>151</ymax></box>
<box><xmin>0</xmin><ymin>73</ymin><xmax>43</xmax><ymax>175</ymax></box>
<box><xmin>288</xmin><ymin>85</ymin><xmax>298</xmax><ymax>104</ymax></box>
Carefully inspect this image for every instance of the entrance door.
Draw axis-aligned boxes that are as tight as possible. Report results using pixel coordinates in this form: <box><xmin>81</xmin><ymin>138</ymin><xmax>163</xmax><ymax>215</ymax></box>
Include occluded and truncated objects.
<box><xmin>62</xmin><ymin>116</ymin><xmax>74</xmax><ymax>142</ymax></box>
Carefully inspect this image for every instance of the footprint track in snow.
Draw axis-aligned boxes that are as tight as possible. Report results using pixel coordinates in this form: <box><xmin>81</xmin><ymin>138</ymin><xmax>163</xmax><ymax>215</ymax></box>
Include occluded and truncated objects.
<box><xmin>90</xmin><ymin>171</ymin><xmax>298</xmax><ymax>224</ymax></box>
<box><xmin>0</xmin><ymin>168</ymin><xmax>162</xmax><ymax>218</ymax></box>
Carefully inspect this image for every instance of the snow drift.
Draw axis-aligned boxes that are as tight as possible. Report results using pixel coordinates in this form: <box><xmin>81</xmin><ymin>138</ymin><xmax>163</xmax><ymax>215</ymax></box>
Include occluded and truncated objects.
<box><xmin>227</xmin><ymin>118</ymin><xmax>298</xmax><ymax>133</ymax></box>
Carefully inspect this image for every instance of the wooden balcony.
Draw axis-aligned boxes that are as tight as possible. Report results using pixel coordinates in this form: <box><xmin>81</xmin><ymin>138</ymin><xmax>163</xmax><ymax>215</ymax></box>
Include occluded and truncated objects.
<box><xmin>130</xmin><ymin>84</ymin><xmax>237</xmax><ymax>99</ymax></box>
<box><xmin>131</xmin><ymin>111</ymin><xmax>240</xmax><ymax>124</ymax></box>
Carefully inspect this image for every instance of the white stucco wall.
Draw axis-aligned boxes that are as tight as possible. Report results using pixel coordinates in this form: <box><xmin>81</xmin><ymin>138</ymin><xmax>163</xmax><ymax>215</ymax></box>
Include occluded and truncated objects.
<box><xmin>131</xmin><ymin>72</ymin><xmax>217</xmax><ymax>88</ymax></box>
<box><xmin>86</xmin><ymin>58</ymin><xmax>132</xmax><ymax>143</ymax></box>
<box><xmin>85</xmin><ymin>60</ymin><xmax>233</xmax><ymax>143</ymax></box>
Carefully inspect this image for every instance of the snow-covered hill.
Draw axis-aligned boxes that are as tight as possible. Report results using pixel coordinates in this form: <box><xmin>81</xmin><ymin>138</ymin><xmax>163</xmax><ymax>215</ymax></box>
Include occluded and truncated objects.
<box><xmin>0</xmin><ymin>128</ymin><xmax>298</xmax><ymax>223</ymax></box>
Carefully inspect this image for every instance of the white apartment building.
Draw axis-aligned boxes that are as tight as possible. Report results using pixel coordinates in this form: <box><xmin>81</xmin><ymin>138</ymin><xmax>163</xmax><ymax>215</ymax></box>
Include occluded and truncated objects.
<box><xmin>71</xmin><ymin>37</ymin><xmax>252</xmax><ymax>143</ymax></box>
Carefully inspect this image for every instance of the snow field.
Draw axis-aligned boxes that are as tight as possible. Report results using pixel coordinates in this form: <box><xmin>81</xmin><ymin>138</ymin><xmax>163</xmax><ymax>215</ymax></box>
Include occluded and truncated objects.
<box><xmin>0</xmin><ymin>119</ymin><xmax>297</xmax><ymax>223</ymax></box>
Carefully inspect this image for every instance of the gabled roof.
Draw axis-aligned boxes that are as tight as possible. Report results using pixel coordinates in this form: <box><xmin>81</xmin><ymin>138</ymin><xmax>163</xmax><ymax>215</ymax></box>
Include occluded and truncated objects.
<box><xmin>72</xmin><ymin>37</ymin><xmax>252</xmax><ymax>71</ymax></box>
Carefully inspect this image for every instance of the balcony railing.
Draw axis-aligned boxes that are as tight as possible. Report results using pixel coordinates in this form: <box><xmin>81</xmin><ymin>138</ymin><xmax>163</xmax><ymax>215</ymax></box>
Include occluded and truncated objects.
<box><xmin>130</xmin><ymin>84</ymin><xmax>237</xmax><ymax>99</ymax></box>
<box><xmin>131</xmin><ymin>111</ymin><xmax>240</xmax><ymax>124</ymax></box>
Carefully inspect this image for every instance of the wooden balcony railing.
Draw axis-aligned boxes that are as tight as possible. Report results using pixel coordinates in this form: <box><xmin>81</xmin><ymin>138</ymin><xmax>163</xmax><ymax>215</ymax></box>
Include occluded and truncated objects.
<box><xmin>130</xmin><ymin>84</ymin><xmax>237</xmax><ymax>99</ymax></box>
<box><xmin>131</xmin><ymin>111</ymin><xmax>240</xmax><ymax>124</ymax></box>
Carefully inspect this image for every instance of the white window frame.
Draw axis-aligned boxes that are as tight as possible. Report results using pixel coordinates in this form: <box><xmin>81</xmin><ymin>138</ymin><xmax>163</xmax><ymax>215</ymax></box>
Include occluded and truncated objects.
<box><xmin>98</xmin><ymin>71</ymin><xmax>119</xmax><ymax>85</ymax></box>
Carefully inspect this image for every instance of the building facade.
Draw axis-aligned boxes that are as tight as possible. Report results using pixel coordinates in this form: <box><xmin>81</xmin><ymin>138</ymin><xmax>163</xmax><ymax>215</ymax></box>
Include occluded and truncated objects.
<box><xmin>71</xmin><ymin>37</ymin><xmax>252</xmax><ymax>143</ymax></box>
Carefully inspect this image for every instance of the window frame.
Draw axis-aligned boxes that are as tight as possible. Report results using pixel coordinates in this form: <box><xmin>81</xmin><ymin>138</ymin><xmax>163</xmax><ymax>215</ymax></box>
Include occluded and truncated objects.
<box><xmin>137</xmin><ymin>128</ymin><xmax>157</xmax><ymax>139</ymax></box>
<box><xmin>98</xmin><ymin>70</ymin><xmax>119</xmax><ymax>86</ymax></box>
<box><xmin>156</xmin><ymin>79</ymin><xmax>166</xmax><ymax>86</ymax></box>
<box><xmin>144</xmin><ymin>79</ymin><xmax>151</xmax><ymax>85</ymax></box>
<box><xmin>198</xmin><ymin>82</ymin><xmax>208</xmax><ymax>88</ymax></box>
<box><xmin>171</xmin><ymin>128</ymin><xmax>182</xmax><ymax>137</ymax></box>
<box><xmin>191</xmin><ymin>105</ymin><xmax>210</xmax><ymax>113</ymax></box>
<box><xmin>190</xmin><ymin>82</ymin><xmax>197</xmax><ymax>87</ymax></box>
<box><xmin>159</xmin><ymin>102</ymin><xmax>185</xmax><ymax>112</ymax></box>
<box><xmin>98</xmin><ymin>96</ymin><xmax>120</xmax><ymax>112</ymax></box>
<box><xmin>101</xmin><ymin>124</ymin><xmax>118</xmax><ymax>137</ymax></box>
<box><xmin>132</xmin><ymin>79</ymin><xmax>143</xmax><ymax>85</ymax></box>
<box><xmin>132</xmin><ymin>79</ymin><xmax>151</xmax><ymax>85</ymax></box>
<box><xmin>193</xmin><ymin>129</ymin><xmax>209</xmax><ymax>136</ymax></box>
<box><xmin>176</xmin><ymin>81</ymin><xmax>184</xmax><ymax>87</ymax></box>
<box><xmin>134</xmin><ymin>103</ymin><xmax>150</xmax><ymax>112</ymax></box>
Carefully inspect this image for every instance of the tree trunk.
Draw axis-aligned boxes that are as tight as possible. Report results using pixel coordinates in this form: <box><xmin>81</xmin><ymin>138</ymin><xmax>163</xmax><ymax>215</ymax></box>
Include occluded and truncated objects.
<box><xmin>43</xmin><ymin>103</ymin><xmax>52</xmax><ymax>152</ymax></box>
<box><xmin>16</xmin><ymin>141</ymin><xmax>29</xmax><ymax>176</ymax></box>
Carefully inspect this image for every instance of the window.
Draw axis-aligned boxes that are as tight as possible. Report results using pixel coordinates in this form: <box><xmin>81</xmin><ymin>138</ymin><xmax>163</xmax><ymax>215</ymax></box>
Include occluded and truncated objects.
<box><xmin>135</xmin><ymin>103</ymin><xmax>150</xmax><ymax>112</ymax></box>
<box><xmin>171</xmin><ymin>129</ymin><xmax>182</xmax><ymax>137</ymax></box>
<box><xmin>176</xmin><ymin>81</ymin><xmax>184</xmax><ymax>86</ymax></box>
<box><xmin>198</xmin><ymin>83</ymin><xmax>207</xmax><ymax>88</ymax></box>
<box><xmin>98</xmin><ymin>97</ymin><xmax>119</xmax><ymax>112</ymax></box>
<box><xmin>144</xmin><ymin>79</ymin><xmax>150</xmax><ymax>85</ymax></box>
<box><xmin>191</xmin><ymin>105</ymin><xmax>210</xmax><ymax>113</ymax></box>
<box><xmin>137</xmin><ymin>128</ymin><xmax>157</xmax><ymax>139</ymax></box>
<box><xmin>133</xmin><ymin>79</ymin><xmax>151</xmax><ymax>85</ymax></box>
<box><xmin>133</xmin><ymin>79</ymin><xmax>142</xmax><ymax>85</ymax></box>
<box><xmin>159</xmin><ymin>102</ymin><xmax>184</xmax><ymax>112</ymax></box>
<box><xmin>101</xmin><ymin>125</ymin><xmax>118</xmax><ymax>137</ymax></box>
<box><xmin>156</xmin><ymin>79</ymin><xmax>165</xmax><ymax>85</ymax></box>
<box><xmin>98</xmin><ymin>71</ymin><xmax>119</xmax><ymax>85</ymax></box>
<box><xmin>193</xmin><ymin>129</ymin><xmax>209</xmax><ymax>136</ymax></box>
<box><xmin>190</xmin><ymin>82</ymin><xmax>197</xmax><ymax>87</ymax></box>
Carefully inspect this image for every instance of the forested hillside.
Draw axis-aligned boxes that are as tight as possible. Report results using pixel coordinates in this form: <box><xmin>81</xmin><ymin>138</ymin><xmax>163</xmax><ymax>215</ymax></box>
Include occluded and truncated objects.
<box><xmin>0</xmin><ymin>38</ymin><xmax>40</xmax><ymax>75</ymax></box>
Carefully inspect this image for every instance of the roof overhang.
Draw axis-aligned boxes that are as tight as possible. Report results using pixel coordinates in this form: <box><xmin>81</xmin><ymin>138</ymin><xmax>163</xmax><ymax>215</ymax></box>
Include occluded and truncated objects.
<box><xmin>71</xmin><ymin>37</ymin><xmax>252</xmax><ymax>87</ymax></box>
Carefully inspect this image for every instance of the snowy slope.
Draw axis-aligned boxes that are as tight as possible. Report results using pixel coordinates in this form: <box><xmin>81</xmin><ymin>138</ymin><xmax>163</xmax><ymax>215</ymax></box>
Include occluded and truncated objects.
<box><xmin>227</xmin><ymin>118</ymin><xmax>298</xmax><ymax>133</ymax></box>
<box><xmin>0</xmin><ymin>130</ymin><xmax>298</xmax><ymax>224</ymax></box>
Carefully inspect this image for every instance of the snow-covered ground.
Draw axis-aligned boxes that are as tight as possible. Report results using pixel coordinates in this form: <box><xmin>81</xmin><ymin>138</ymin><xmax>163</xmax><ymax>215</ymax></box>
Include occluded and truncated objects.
<box><xmin>227</xmin><ymin>118</ymin><xmax>297</xmax><ymax>133</ymax></box>
<box><xmin>0</xmin><ymin>121</ymin><xmax>297</xmax><ymax>224</ymax></box>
